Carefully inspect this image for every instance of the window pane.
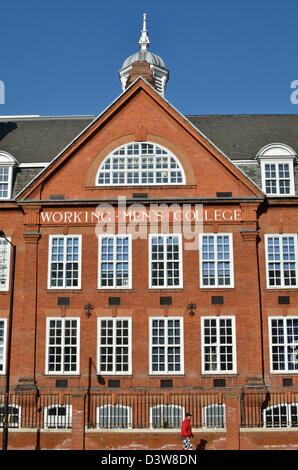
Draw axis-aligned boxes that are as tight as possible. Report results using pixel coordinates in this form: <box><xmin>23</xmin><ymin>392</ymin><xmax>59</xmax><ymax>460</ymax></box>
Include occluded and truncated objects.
<box><xmin>96</xmin><ymin>142</ymin><xmax>185</xmax><ymax>186</ymax></box>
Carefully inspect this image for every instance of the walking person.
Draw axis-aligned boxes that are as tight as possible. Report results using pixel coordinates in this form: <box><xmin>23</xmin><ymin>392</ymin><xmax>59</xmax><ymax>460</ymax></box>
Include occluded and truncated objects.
<box><xmin>181</xmin><ymin>412</ymin><xmax>193</xmax><ymax>450</ymax></box>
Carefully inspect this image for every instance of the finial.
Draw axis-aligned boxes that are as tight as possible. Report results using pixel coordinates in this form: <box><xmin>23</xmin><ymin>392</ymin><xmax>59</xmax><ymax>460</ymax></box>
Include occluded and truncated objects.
<box><xmin>139</xmin><ymin>13</ymin><xmax>150</xmax><ymax>51</ymax></box>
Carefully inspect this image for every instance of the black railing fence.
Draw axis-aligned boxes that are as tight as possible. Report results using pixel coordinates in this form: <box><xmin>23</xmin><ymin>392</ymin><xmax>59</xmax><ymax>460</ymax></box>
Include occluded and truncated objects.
<box><xmin>0</xmin><ymin>390</ymin><xmax>297</xmax><ymax>430</ymax></box>
<box><xmin>86</xmin><ymin>393</ymin><xmax>225</xmax><ymax>429</ymax></box>
<box><xmin>0</xmin><ymin>393</ymin><xmax>72</xmax><ymax>429</ymax></box>
<box><xmin>241</xmin><ymin>391</ymin><xmax>298</xmax><ymax>428</ymax></box>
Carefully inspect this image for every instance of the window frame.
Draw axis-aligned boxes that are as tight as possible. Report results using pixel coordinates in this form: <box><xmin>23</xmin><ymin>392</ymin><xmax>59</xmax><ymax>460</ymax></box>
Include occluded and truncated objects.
<box><xmin>44</xmin><ymin>404</ymin><xmax>72</xmax><ymax>429</ymax></box>
<box><xmin>149</xmin><ymin>233</ymin><xmax>183</xmax><ymax>289</ymax></box>
<box><xmin>0</xmin><ymin>166</ymin><xmax>13</xmax><ymax>200</ymax></box>
<box><xmin>0</xmin><ymin>404</ymin><xmax>21</xmax><ymax>428</ymax></box>
<box><xmin>202</xmin><ymin>404</ymin><xmax>226</xmax><ymax>429</ymax></box>
<box><xmin>0</xmin><ymin>319</ymin><xmax>7</xmax><ymax>375</ymax></box>
<box><xmin>149</xmin><ymin>404</ymin><xmax>185</xmax><ymax>429</ymax></box>
<box><xmin>268</xmin><ymin>316</ymin><xmax>298</xmax><ymax>373</ymax></box>
<box><xmin>199</xmin><ymin>233</ymin><xmax>234</xmax><ymax>289</ymax></box>
<box><xmin>0</xmin><ymin>237</ymin><xmax>11</xmax><ymax>292</ymax></box>
<box><xmin>260</xmin><ymin>159</ymin><xmax>295</xmax><ymax>197</ymax></box>
<box><xmin>95</xmin><ymin>141</ymin><xmax>186</xmax><ymax>187</ymax></box>
<box><xmin>264</xmin><ymin>234</ymin><xmax>298</xmax><ymax>289</ymax></box>
<box><xmin>149</xmin><ymin>316</ymin><xmax>184</xmax><ymax>375</ymax></box>
<box><xmin>96</xmin><ymin>404</ymin><xmax>132</xmax><ymax>429</ymax></box>
<box><xmin>201</xmin><ymin>316</ymin><xmax>237</xmax><ymax>375</ymax></box>
<box><xmin>0</xmin><ymin>151</ymin><xmax>17</xmax><ymax>201</ymax></box>
<box><xmin>45</xmin><ymin>317</ymin><xmax>80</xmax><ymax>375</ymax></box>
<box><xmin>263</xmin><ymin>403</ymin><xmax>298</xmax><ymax>428</ymax></box>
<box><xmin>47</xmin><ymin>234</ymin><xmax>82</xmax><ymax>290</ymax></box>
<box><xmin>98</xmin><ymin>234</ymin><xmax>132</xmax><ymax>289</ymax></box>
<box><xmin>97</xmin><ymin>317</ymin><xmax>132</xmax><ymax>375</ymax></box>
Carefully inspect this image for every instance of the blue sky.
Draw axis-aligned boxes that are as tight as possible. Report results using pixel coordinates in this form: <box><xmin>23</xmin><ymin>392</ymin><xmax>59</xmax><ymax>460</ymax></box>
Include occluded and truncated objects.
<box><xmin>0</xmin><ymin>0</ymin><xmax>297</xmax><ymax>116</ymax></box>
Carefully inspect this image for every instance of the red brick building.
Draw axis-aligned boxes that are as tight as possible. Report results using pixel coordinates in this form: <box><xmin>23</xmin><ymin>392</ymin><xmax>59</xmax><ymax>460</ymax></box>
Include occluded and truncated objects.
<box><xmin>0</xmin><ymin>15</ymin><xmax>298</xmax><ymax>450</ymax></box>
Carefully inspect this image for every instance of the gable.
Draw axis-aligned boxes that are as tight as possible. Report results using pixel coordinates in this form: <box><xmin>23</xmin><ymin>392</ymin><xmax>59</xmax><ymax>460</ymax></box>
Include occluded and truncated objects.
<box><xmin>16</xmin><ymin>79</ymin><xmax>264</xmax><ymax>202</ymax></box>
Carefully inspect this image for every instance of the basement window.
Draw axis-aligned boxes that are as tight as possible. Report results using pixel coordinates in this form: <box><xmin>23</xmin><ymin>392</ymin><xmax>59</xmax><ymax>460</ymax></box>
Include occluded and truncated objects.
<box><xmin>149</xmin><ymin>404</ymin><xmax>184</xmax><ymax>429</ymax></box>
<box><xmin>0</xmin><ymin>404</ymin><xmax>21</xmax><ymax>428</ymax></box>
<box><xmin>44</xmin><ymin>404</ymin><xmax>72</xmax><ymax>429</ymax></box>
<box><xmin>263</xmin><ymin>403</ymin><xmax>298</xmax><ymax>428</ymax></box>
<box><xmin>202</xmin><ymin>404</ymin><xmax>226</xmax><ymax>428</ymax></box>
<box><xmin>96</xmin><ymin>404</ymin><xmax>132</xmax><ymax>429</ymax></box>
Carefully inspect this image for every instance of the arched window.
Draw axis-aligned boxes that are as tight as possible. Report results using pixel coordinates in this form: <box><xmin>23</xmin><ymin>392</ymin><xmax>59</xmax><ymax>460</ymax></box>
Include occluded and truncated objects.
<box><xmin>263</xmin><ymin>403</ymin><xmax>298</xmax><ymax>428</ymax></box>
<box><xmin>202</xmin><ymin>404</ymin><xmax>226</xmax><ymax>428</ymax></box>
<box><xmin>0</xmin><ymin>151</ymin><xmax>18</xmax><ymax>200</ymax></box>
<box><xmin>44</xmin><ymin>404</ymin><xmax>72</xmax><ymax>429</ymax></box>
<box><xmin>96</xmin><ymin>142</ymin><xmax>185</xmax><ymax>186</ymax></box>
<box><xmin>96</xmin><ymin>404</ymin><xmax>132</xmax><ymax>429</ymax></box>
<box><xmin>0</xmin><ymin>404</ymin><xmax>21</xmax><ymax>428</ymax></box>
<box><xmin>257</xmin><ymin>143</ymin><xmax>296</xmax><ymax>196</ymax></box>
<box><xmin>149</xmin><ymin>404</ymin><xmax>184</xmax><ymax>429</ymax></box>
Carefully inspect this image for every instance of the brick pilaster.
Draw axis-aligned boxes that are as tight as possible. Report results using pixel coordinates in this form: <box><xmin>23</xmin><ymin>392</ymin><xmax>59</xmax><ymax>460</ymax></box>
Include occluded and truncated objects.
<box><xmin>71</xmin><ymin>394</ymin><xmax>86</xmax><ymax>450</ymax></box>
<box><xmin>224</xmin><ymin>393</ymin><xmax>241</xmax><ymax>450</ymax></box>
<box><xmin>239</xmin><ymin>227</ymin><xmax>264</xmax><ymax>385</ymax></box>
<box><xmin>15</xmin><ymin>226</ymin><xmax>41</xmax><ymax>392</ymax></box>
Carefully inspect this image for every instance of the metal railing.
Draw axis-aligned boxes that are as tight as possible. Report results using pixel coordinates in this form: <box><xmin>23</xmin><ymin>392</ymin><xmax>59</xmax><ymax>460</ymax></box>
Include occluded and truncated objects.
<box><xmin>241</xmin><ymin>391</ymin><xmax>298</xmax><ymax>428</ymax></box>
<box><xmin>0</xmin><ymin>394</ymin><xmax>72</xmax><ymax>429</ymax></box>
<box><xmin>2</xmin><ymin>390</ymin><xmax>298</xmax><ymax>431</ymax></box>
<box><xmin>86</xmin><ymin>392</ymin><xmax>225</xmax><ymax>430</ymax></box>
<box><xmin>0</xmin><ymin>392</ymin><xmax>225</xmax><ymax>430</ymax></box>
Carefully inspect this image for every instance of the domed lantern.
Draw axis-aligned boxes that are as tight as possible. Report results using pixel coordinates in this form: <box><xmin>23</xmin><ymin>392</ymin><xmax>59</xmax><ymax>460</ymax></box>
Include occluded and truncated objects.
<box><xmin>119</xmin><ymin>14</ymin><xmax>169</xmax><ymax>97</ymax></box>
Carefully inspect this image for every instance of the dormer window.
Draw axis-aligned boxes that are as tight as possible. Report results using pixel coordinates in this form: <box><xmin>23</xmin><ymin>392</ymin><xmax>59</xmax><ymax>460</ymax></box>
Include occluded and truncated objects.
<box><xmin>0</xmin><ymin>151</ymin><xmax>17</xmax><ymax>200</ymax></box>
<box><xmin>257</xmin><ymin>144</ymin><xmax>296</xmax><ymax>197</ymax></box>
<box><xmin>96</xmin><ymin>142</ymin><xmax>185</xmax><ymax>186</ymax></box>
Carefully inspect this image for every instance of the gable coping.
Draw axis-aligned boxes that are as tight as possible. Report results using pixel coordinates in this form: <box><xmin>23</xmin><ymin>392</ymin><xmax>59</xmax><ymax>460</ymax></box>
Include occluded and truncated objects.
<box><xmin>15</xmin><ymin>77</ymin><xmax>264</xmax><ymax>200</ymax></box>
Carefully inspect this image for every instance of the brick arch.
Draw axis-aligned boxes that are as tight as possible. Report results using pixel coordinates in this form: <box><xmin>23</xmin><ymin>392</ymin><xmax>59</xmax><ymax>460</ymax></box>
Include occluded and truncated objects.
<box><xmin>85</xmin><ymin>134</ymin><xmax>195</xmax><ymax>187</ymax></box>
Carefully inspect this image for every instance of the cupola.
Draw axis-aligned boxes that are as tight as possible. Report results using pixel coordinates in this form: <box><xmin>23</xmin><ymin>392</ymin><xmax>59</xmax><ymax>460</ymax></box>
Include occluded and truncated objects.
<box><xmin>119</xmin><ymin>14</ymin><xmax>169</xmax><ymax>97</ymax></box>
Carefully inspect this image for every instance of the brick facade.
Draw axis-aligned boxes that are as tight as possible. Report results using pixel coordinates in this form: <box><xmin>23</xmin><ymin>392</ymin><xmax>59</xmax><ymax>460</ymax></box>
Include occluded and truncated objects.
<box><xmin>0</xmin><ymin>79</ymin><xmax>298</xmax><ymax>450</ymax></box>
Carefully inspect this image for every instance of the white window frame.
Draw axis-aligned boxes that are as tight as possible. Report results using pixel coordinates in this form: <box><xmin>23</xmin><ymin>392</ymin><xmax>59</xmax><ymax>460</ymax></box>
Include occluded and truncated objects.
<box><xmin>0</xmin><ymin>151</ymin><xmax>17</xmax><ymax>200</ymax></box>
<box><xmin>45</xmin><ymin>317</ymin><xmax>80</xmax><ymax>375</ymax></box>
<box><xmin>98</xmin><ymin>234</ymin><xmax>132</xmax><ymax>289</ymax></box>
<box><xmin>47</xmin><ymin>234</ymin><xmax>82</xmax><ymax>290</ymax></box>
<box><xmin>97</xmin><ymin>317</ymin><xmax>132</xmax><ymax>375</ymax></box>
<box><xmin>265</xmin><ymin>234</ymin><xmax>298</xmax><ymax>289</ymax></box>
<box><xmin>149</xmin><ymin>233</ymin><xmax>183</xmax><ymax>289</ymax></box>
<box><xmin>149</xmin><ymin>404</ymin><xmax>185</xmax><ymax>429</ymax></box>
<box><xmin>268</xmin><ymin>316</ymin><xmax>298</xmax><ymax>373</ymax></box>
<box><xmin>0</xmin><ymin>237</ymin><xmax>11</xmax><ymax>292</ymax></box>
<box><xmin>0</xmin><ymin>319</ymin><xmax>7</xmax><ymax>375</ymax></box>
<box><xmin>201</xmin><ymin>316</ymin><xmax>237</xmax><ymax>374</ymax></box>
<box><xmin>96</xmin><ymin>404</ymin><xmax>132</xmax><ymax>429</ymax></box>
<box><xmin>258</xmin><ymin>143</ymin><xmax>296</xmax><ymax>197</ymax></box>
<box><xmin>0</xmin><ymin>167</ymin><xmax>13</xmax><ymax>200</ymax></box>
<box><xmin>260</xmin><ymin>159</ymin><xmax>295</xmax><ymax>197</ymax></box>
<box><xmin>202</xmin><ymin>404</ymin><xmax>226</xmax><ymax>428</ymax></box>
<box><xmin>199</xmin><ymin>233</ymin><xmax>234</xmax><ymax>288</ymax></box>
<box><xmin>95</xmin><ymin>141</ymin><xmax>186</xmax><ymax>187</ymax></box>
<box><xmin>0</xmin><ymin>404</ymin><xmax>21</xmax><ymax>428</ymax></box>
<box><xmin>149</xmin><ymin>316</ymin><xmax>184</xmax><ymax>375</ymax></box>
<box><xmin>263</xmin><ymin>403</ymin><xmax>298</xmax><ymax>428</ymax></box>
<box><xmin>44</xmin><ymin>404</ymin><xmax>72</xmax><ymax>429</ymax></box>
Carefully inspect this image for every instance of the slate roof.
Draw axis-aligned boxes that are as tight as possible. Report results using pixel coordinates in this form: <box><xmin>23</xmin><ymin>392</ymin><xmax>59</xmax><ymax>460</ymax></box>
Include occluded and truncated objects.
<box><xmin>0</xmin><ymin>116</ymin><xmax>95</xmax><ymax>164</ymax></box>
<box><xmin>187</xmin><ymin>114</ymin><xmax>298</xmax><ymax>160</ymax></box>
<box><xmin>1</xmin><ymin>114</ymin><xmax>297</xmax><ymax>166</ymax></box>
<box><xmin>0</xmin><ymin>113</ymin><xmax>298</xmax><ymax>198</ymax></box>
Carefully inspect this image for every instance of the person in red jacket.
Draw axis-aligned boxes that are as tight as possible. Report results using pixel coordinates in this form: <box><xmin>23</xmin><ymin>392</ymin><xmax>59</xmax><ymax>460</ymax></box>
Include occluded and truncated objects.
<box><xmin>181</xmin><ymin>412</ymin><xmax>193</xmax><ymax>450</ymax></box>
